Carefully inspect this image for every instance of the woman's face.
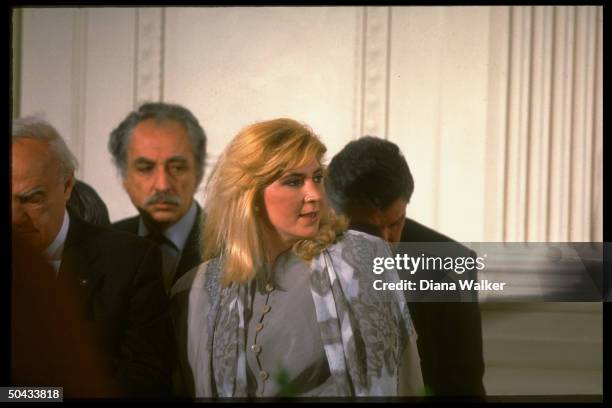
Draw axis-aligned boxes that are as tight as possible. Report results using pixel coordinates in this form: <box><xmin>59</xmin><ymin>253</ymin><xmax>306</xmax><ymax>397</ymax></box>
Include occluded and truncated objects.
<box><xmin>262</xmin><ymin>158</ymin><xmax>325</xmax><ymax>245</ymax></box>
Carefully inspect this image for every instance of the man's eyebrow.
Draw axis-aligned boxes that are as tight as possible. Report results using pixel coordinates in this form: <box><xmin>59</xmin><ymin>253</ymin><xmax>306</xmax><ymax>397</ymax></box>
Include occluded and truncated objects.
<box><xmin>17</xmin><ymin>187</ymin><xmax>45</xmax><ymax>200</ymax></box>
<box><xmin>133</xmin><ymin>157</ymin><xmax>155</xmax><ymax>165</ymax></box>
<box><xmin>133</xmin><ymin>156</ymin><xmax>189</xmax><ymax>165</ymax></box>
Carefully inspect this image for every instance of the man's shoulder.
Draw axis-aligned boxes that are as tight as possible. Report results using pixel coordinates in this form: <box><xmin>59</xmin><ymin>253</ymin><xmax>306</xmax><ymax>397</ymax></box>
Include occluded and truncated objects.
<box><xmin>400</xmin><ymin>218</ymin><xmax>475</xmax><ymax>257</ymax></box>
<box><xmin>112</xmin><ymin>215</ymin><xmax>140</xmax><ymax>234</ymax></box>
<box><xmin>73</xmin><ymin>215</ymin><xmax>154</xmax><ymax>253</ymax></box>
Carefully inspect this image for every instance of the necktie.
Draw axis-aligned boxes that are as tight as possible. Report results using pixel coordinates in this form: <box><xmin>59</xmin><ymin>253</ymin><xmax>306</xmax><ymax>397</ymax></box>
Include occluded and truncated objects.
<box><xmin>145</xmin><ymin>231</ymin><xmax>179</xmax><ymax>292</ymax></box>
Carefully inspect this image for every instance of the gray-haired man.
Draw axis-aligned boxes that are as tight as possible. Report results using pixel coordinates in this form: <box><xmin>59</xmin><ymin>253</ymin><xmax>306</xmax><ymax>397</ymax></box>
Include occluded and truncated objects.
<box><xmin>11</xmin><ymin>117</ymin><xmax>173</xmax><ymax>397</ymax></box>
<box><xmin>109</xmin><ymin>102</ymin><xmax>207</xmax><ymax>292</ymax></box>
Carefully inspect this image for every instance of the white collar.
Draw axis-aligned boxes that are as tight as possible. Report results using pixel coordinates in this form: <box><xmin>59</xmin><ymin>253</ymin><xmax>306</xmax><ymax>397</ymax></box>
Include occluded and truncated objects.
<box><xmin>43</xmin><ymin>209</ymin><xmax>70</xmax><ymax>261</ymax></box>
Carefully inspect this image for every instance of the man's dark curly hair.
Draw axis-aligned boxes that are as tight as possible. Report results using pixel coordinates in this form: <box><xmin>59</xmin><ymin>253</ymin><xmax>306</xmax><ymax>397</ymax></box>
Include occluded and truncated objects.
<box><xmin>67</xmin><ymin>180</ymin><xmax>111</xmax><ymax>226</ymax></box>
<box><xmin>326</xmin><ymin>136</ymin><xmax>414</xmax><ymax>213</ymax></box>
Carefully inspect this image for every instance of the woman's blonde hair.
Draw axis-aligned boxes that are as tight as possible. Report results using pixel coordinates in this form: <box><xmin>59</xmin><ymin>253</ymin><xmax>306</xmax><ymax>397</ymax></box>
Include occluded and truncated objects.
<box><xmin>202</xmin><ymin>118</ymin><xmax>347</xmax><ymax>286</ymax></box>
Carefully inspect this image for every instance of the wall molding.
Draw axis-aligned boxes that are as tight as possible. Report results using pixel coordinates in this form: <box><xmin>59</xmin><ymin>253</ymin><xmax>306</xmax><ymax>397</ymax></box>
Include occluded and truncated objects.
<box><xmin>494</xmin><ymin>6</ymin><xmax>602</xmax><ymax>242</ymax></box>
<box><xmin>592</xmin><ymin>7</ymin><xmax>602</xmax><ymax>242</ymax></box>
<box><xmin>135</xmin><ymin>7</ymin><xmax>164</xmax><ymax>106</ymax></box>
<box><xmin>71</xmin><ymin>9</ymin><xmax>88</xmax><ymax>178</ymax></box>
<box><xmin>352</xmin><ymin>7</ymin><xmax>364</xmax><ymax>140</ymax></box>
<box><xmin>11</xmin><ymin>9</ymin><xmax>22</xmax><ymax>118</ymax></box>
<box><xmin>360</xmin><ymin>7</ymin><xmax>391</xmax><ymax>139</ymax></box>
<box><xmin>485</xmin><ymin>6</ymin><xmax>511</xmax><ymax>242</ymax></box>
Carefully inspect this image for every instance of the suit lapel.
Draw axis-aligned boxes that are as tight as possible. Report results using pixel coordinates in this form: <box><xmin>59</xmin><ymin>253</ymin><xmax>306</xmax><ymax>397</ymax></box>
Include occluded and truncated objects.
<box><xmin>59</xmin><ymin>215</ymin><xmax>106</xmax><ymax>316</ymax></box>
<box><xmin>112</xmin><ymin>215</ymin><xmax>140</xmax><ymax>234</ymax></box>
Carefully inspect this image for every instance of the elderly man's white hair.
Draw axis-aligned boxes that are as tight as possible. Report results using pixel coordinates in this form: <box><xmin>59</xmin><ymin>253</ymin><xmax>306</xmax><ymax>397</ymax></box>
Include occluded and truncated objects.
<box><xmin>12</xmin><ymin>116</ymin><xmax>79</xmax><ymax>182</ymax></box>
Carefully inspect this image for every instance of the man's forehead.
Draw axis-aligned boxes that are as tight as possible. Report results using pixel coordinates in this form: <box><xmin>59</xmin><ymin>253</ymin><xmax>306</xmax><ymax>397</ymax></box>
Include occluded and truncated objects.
<box><xmin>132</xmin><ymin>155</ymin><xmax>189</xmax><ymax>163</ymax></box>
<box><xmin>128</xmin><ymin>120</ymin><xmax>194</xmax><ymax>156</ymax></box>
<box><xmin>13</xmin><ymin>137</ymin><xmax>50</xmax><ymax>157</ymax></box>
<box><xmin>132</xmin><ymin>118</ymin><xmax>188</xmax><ymax>140</ymax></box>
<box><xmin>12</xmin><ymin>139</ymin><xmax>59</xmax><ymax>178</ymax></box>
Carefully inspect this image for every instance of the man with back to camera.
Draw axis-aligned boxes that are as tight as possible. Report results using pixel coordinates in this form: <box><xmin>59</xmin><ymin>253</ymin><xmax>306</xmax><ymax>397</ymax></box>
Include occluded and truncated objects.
<box><xmin>67</xmin><ymin>179</ymin><xmax>112</xmax><ymax>226</ymax></box>
<box><xmin>11</xmin><ymin>116</ymin><xmax>174</xmax><ymax>397</ymax></box>
<box><xmin>108</xmin><ymin>102</ymin><xmax>207</xmax><ymax>293</ymax></box>
<box><xmin>326</xmin><ymin>136</ymin><xmax>486</xmax><ymax>398</ymax></box>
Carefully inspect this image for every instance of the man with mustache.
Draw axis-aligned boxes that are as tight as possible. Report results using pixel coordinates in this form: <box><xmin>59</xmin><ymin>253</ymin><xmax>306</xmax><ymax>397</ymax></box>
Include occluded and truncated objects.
<box><xmin>109</xmin><ymin>103</ymin><xmax>207</xmax><ymax>292</ymax></box>
<box><xmin>11</xmin><ymin>117</ymin><xmax>173</xmax><ymax>397</ymax></box>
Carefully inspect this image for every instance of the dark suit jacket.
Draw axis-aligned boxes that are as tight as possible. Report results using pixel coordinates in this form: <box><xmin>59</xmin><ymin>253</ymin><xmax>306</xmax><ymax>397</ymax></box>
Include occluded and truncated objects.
<box><xmin>12</xmin><ymin>236</ymin><xmax>119</xmax><ymax>397</ymax></box>
<box><xmin>113</xmin><ymin>204</ymin><xmax>202</xmax><ymax>287</ymax></box>
<box><xmin>401</xmin><ymin>218</ymin><xmax>486</xmax><ymax>397</ymax></box>
<box><xmin>59</xmin><ymin>213</ymin><xmax>174</xmax><ymax>397</ymax></box>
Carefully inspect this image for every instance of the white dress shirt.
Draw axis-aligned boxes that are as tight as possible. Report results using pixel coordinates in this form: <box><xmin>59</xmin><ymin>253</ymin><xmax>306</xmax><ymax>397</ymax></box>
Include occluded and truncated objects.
<box><xmin>42</xmin><ymin>209</ymin><xmax>70</xmax><ymax>276</ymax></box>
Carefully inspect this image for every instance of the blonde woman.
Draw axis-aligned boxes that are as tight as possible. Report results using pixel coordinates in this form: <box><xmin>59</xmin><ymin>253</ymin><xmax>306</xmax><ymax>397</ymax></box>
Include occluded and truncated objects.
<box><xmin>171</xmin><ymin>118</ymin><xmax>422</xmax><ymax>398</ymax></box>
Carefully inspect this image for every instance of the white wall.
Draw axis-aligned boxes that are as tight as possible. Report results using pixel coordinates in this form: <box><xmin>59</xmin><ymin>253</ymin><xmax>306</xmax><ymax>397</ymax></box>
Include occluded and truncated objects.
<box><xmin>19</xmin><ymin>8</ymin><xmax>138</xmax><ymax>222</ymax></box>
<box><xmin>162</xmin><ymin>7</ymin><xmax>362</xmax><ymax>204</ymax></box>
<box><xmin>17</xmin><ymin>6</ymin><xmax>602</xmax><ymax>244</ymax></box>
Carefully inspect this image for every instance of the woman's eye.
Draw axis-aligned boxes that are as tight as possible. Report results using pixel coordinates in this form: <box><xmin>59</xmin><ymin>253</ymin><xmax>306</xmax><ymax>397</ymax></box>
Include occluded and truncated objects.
<box><xmin>285</xmin><ymin>179</ymin><xmax>302</xmax><ymax>187</ymax></box>
<box><xmin>313</xmin><ymin>174</ymin><xmax>323</xmax><ymax>184</ymax></box>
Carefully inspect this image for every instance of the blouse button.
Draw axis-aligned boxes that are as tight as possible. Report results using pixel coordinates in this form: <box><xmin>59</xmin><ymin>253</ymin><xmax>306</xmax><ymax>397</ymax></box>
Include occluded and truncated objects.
<box><xmin>250</xmin><ymin>344</ymin><xmax>262</xmax><ymax>353</ymax></box>
<box><xmin>259</xmin><ymin>370</ymin><xmax>269</xmax><ymax>381</ymax></box>
<box><xmin>262</xmin><ymin>304</ymin><xmax>271</xmax><ymax>314</ymax></box>
<box><xmin>265</xmin><ymin>282</ymin><xmax>274</xmax><ymax>292</ymax></box>
<box><xmin>255</xmin><ymin>323</ymin><xmax>264</xmax><ymax>332</ymax></box>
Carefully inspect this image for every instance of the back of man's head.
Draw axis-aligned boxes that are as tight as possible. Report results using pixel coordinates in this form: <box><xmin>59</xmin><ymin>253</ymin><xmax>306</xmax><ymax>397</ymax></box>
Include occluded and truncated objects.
<box><xmin>67</xmin><ymin>180</ymin><xmax>111</xmax><ymax>226</ymax></box>
<box><xmin>326</xmin><ymin>136</ymin><xmax>414</xmax><ymax>214</ymax></box>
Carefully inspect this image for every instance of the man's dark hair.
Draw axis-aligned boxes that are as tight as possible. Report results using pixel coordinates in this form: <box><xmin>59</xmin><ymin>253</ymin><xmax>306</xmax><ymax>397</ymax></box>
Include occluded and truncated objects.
<box><xmin>326</xmin><ymin>136</ymin><xmax>414</xmax><ymax>213</ymax></box>
<box><xmin>108</xmin><ymin>102</ymin><xmax>207</xmax><ymax>185</ymax></box>
<box><xmin>67</xmin><ymin>180</ymin><xmax>111</xmax><ymax>226</ymax></box>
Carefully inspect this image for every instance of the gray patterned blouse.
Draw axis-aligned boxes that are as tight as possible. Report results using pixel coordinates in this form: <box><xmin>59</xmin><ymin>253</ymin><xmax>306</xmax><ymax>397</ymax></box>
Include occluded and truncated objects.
<box><xmin>170</xmin><ymin>230</ymin><xmax>423</xmax><ymax>398</ymax></box>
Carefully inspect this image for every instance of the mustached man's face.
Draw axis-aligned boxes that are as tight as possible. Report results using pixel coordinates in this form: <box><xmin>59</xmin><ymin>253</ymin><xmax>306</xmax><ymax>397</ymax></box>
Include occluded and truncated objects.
<box><xmin>123</xmin><ymin>119</ymin><xmax>198</xmax><ymax>230</ymax></box>
<box><xmin>12</xmin><ymin>139</ymin><xmax>74</xmax><ymax>251</ymax></box>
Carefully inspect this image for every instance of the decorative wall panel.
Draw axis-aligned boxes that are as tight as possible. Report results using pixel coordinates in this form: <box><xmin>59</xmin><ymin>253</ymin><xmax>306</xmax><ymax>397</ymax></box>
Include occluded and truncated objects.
<box><xmin>135</xmin><ymin>8</ymin><xmax>164</xmax><ymax>105</ymax></box>
<box><xmin>494</xmin><ymin>6</ymin><xmax>602</xmax><ymax>242</ymax></box>
<box><xmin>361</xmin><ymin>7</ymin><xmax>391</xmax><ymax>138</ymax></box>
